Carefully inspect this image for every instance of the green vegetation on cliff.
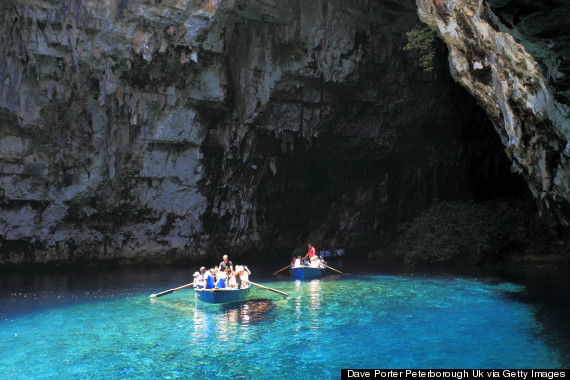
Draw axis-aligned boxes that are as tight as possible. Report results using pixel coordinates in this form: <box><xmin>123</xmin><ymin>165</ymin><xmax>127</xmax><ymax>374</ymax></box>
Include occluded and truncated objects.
<box><xmin>390</xmin><ymin>197</ymin><xmax>559</xmax><ymax>266</ymax></box>
<box><xmin>403</xmin><ymin>24</ymin><xmax>437</xmax><ymax>71</ymax></box>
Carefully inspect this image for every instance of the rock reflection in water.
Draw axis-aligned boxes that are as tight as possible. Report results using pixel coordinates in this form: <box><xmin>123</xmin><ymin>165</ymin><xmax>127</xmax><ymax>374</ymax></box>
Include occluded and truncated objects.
<box><xmin>220</xmin><ymin>299</ymin><xmax>277</xmax><ymax>326</ymax></box>
<box><xmin>191</xmin><ymin>298</ymin><xmax>278</xmax><ymax>341</ymax></box>
<box><xmin>193</xmin><ymin>299</ymin><xmax>276</xmax><ymax>330</ymax></box>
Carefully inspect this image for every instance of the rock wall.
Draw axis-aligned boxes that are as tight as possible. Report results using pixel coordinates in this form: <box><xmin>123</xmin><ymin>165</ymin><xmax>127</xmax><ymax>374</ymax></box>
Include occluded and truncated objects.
<box><xmin>416</xmin><ymin>0</ymin><xmax>570</xmax><ymax>229</ymax></box>
<box><xmin>0</xmin><ymin>0</ymin><xmax>524</xmax><ymax>267</ymax></box>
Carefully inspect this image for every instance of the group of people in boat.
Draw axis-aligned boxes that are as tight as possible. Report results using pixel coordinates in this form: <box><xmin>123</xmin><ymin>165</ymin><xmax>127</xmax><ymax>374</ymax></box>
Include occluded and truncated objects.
<box><xmin>319</xmin><ymin>248</ymin><xmax>344</xmax><ymax>258</ymax></box>
<box><xmin>291</xmin><ymin>244</ymin><xmax>326</xmax><ymax>269</ymax></box>
<box><xmin>193</xmin><ymin>255</ymin><xmax>251</xmax><ymax>290</ymax></box>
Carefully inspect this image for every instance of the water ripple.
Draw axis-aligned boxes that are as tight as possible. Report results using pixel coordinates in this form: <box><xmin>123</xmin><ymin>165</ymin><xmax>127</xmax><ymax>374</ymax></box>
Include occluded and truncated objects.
<box><xmin>0</xmin><ymin>270</ymin><xmax>568</xmax><ymax>378</ymax></box>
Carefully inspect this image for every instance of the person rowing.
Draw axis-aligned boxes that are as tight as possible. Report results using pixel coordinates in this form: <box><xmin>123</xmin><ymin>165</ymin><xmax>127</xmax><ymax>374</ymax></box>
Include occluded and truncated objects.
<box><xmin>193</xmin><ymin>271</ymin><xmax>203</xmax><ymax>289</ymax></box>
<box><xmin>235</xmin><ymin>265</ymin><xmax>251</xmax><ymax>289</ymax></box>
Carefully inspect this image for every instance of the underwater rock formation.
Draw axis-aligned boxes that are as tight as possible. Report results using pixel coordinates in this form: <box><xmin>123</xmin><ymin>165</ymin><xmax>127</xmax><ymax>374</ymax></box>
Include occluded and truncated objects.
<box><xmin>0</xmin><ymin>0</ymin><xmax>527</xmax><ymax>267</ymax></box>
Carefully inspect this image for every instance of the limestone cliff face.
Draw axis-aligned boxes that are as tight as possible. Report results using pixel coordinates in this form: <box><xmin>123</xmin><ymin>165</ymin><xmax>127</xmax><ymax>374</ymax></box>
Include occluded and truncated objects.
<box><xmin>0</xmin><ymin>0</ymin><xmax>520</xmax><ymax>267</ymax></box>
<box><xmin>417</xmin><ymin>0</ymin><xmax>570</xmax><ymax>227</ymax></box>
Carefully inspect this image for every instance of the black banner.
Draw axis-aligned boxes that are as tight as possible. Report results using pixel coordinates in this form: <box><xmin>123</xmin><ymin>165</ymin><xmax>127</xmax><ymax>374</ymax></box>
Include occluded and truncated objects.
<box><xmin>341</xmin><ymin>369</ymin><xmax>569</xmax><ymax>380</ymax></box>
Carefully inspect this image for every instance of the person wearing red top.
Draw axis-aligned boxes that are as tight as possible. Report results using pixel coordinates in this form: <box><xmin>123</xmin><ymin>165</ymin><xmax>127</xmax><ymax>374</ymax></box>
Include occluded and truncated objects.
<box><xmin>303</xmin><ymin>244</ymin><xmax>316</xmax><ymax>262</ymax></box>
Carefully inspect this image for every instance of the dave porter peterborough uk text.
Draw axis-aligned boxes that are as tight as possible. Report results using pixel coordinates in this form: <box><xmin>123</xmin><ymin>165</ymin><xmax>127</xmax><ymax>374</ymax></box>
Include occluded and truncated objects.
<box><xmin>343</xmin><ymin>370</ymin><xmax>567</xmax><ymax>380</ymax></box>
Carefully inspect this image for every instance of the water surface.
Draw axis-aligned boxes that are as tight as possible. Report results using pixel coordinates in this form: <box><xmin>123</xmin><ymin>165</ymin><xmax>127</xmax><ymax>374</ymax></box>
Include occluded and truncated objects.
<box><xmin>1</xmin><ymin>262</ymin><xmax>569</xmax><ymax>378</ymax></box>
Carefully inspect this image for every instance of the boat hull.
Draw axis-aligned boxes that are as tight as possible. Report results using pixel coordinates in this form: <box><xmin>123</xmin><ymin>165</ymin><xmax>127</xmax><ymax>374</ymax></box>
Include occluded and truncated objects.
<box><xmin>194</xmin><ymin>287</ymin><xmax>251</xmax><ymax>304</ymax></box>
<box><xmin>290</xmin><ymin>267</ymin><xmax>326</xmax><ymax>280</ymax></box>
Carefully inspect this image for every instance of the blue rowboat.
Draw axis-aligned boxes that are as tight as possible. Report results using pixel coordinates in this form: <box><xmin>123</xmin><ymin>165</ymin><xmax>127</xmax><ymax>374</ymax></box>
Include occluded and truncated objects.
<box><xmin>194</xmin><ymin>287</ymin><xmax>251</xmax><ymax>304</ymax></box>
<box><xmin>290</xmin><ymin>266</ymin><xmax>326</xmax><ymax>280</ymax></box>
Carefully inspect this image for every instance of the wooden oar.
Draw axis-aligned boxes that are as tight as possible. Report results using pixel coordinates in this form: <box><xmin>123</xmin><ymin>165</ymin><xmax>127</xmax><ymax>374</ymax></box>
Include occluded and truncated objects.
<box><xmin>248</xmin><ymin>281</ymin><xmax>288</xmax><ymax>297</ymax></box>
<box><xmin>272</xmin><ymin>264</ymin><xmax>291</xmax><ymax>275</ymax></box>
<box><xmin>150</xmin><ymin>283</ymin><xmax>194</xmax><ymax>298</ymax></box>
<box><xmin>323</xmin><ymin>263</ymin><xmax>349</xmax><ymax>275</ymax></box>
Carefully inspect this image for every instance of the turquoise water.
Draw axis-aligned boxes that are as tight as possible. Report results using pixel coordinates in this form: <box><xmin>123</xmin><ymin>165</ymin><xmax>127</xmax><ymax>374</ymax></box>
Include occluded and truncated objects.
<box><xmin>1</xmin><ymin>264</ymin><xmax>569</xmax><ymax>378</ymax></box>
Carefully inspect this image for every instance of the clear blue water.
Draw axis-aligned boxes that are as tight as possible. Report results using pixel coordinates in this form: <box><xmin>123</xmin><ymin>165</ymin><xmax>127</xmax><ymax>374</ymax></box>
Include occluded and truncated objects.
<box><xmin>1</xmin><ymin>262</ymin><xmax>569</xmax><ymax>378</ymax></box>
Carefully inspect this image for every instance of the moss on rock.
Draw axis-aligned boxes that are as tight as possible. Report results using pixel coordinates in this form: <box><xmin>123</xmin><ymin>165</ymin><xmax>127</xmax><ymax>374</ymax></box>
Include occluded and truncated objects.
<box><xmin>390</xmin><ymin>196</ymin><xmax>558</xmax><ymax>266</ymax></box>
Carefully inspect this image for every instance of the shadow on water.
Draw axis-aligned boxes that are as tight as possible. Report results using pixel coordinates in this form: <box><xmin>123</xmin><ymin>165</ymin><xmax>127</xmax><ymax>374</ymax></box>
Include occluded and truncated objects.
<box><xmin>0</xmin><ymin>266</ymin><xmax>197</xmax><ymax>319</ymax></box>
<box><xmin>488</xmin><ymin>266</ymin><xmax>570</xmax><ymax>367</ymax></box>
<box><xmin>218</xmin><ymin>298</ymin><xmax>278</xmax><ymax>325</ymax></box>
<box><xmin>185</xmin><ymin>298</ymin><xmax>278</xmax><ymax>341</ymax></box>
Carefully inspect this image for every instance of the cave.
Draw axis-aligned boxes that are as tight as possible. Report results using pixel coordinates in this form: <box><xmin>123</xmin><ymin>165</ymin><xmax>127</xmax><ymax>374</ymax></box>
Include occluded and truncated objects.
<box><xmin>0</xmin><ymin>0</ymin><xmax>562</xmax><ymax>267</ymax></box>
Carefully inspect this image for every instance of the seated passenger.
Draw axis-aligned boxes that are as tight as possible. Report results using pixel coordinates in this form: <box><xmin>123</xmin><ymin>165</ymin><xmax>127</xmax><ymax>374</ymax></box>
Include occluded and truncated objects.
<box><xmin>201</xmin><ymin>267</ymin><xmax>215</xmax><ymax>289</ymax></box>
<box><xmin>215</xmin><ymin>269</ymin><xmax>227</xmax><ymax>288</ymax></box>
<box><xmin>225</xmin><ymin>268</ymin><xmax>232</xmax><ymax>283</ymax></box>
<box><xmin>193</xmin><ymin>271</ymin><xmax>203</xmax><ymax>289</ymax></box>
<box><xmin>227</xmin><ymin>272</ymin><xmax>237</xmax><ymax>289</ymax></box>
<box><xmin>310</xmin><ymin>254</ymin><xmax>319</xmax><ymax>267</ymax></box>
<box><xmin>294</xmin><ymin>256</ymin><xmax>302</xmax><ymax>267</ymax></box>
<box><xmin>241</xmin><ymin>266</ymin><xmax>251</xmax><ymax>288</ymax></box>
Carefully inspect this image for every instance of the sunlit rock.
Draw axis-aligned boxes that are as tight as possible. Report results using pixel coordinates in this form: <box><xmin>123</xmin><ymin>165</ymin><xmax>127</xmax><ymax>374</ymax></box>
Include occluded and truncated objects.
<box><xmin>417</xmin><ymin>0</ymin><xmax>570</xmax><ymax>226</ymax></box>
